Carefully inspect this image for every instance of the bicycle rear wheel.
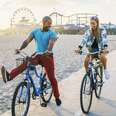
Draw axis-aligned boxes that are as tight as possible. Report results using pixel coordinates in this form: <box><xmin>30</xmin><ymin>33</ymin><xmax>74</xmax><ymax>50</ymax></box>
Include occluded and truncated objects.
<box><xmin>41</xmin><ymin>73</ymin><xmax>53</xmax><ymax>103</ymax></box>
<box><xmin>95</xmin><ymin>66</ymin><xmax>103</xmax><ymax>98</ymax></box>
<box><xmin>12</xmin><ymin>82</ymin><xmax>30</xmax><ymax>116</ymax></box>
<box><xmin>80</xmin><ymin>73</ymin><xmax>93</xmax><ymax>114</ymax></box>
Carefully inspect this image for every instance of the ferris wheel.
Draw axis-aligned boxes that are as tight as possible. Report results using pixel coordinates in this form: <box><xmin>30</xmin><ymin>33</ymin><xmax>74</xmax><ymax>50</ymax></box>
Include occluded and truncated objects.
<box><xmin>11</xmin><ymin>7</ymin><xmax>36</xmax><ymax>27</ymax></box>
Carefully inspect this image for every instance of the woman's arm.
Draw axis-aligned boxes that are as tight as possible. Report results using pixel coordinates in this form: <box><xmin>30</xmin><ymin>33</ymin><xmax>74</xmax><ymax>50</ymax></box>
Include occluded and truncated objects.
<box><xmin>101</xmin><ymin>29</ymin><xmax>108</xmax><ymax>49</ymax></box>
<box><xmin>78</xmin><ymin>30</ymin><xmax>90</xmax><ymax>49</ymax></box>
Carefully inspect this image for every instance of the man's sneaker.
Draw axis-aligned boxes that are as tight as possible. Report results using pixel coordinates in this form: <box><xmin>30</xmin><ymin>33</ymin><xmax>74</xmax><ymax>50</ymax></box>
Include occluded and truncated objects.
<box><xmin>55</xmin><ymin>98</ymin><xmax>62</xmax><ymax>106</ymax></box>
<box><xmin>1</xmin><ymin>66</ymin><xmax>11</xmax><ymax>83</ymax></box>
<box><xmin>104</xmin><ymin>69</ymin><xmax>110</xmax><ymax>80</ymax></box>
<box><xmin>40</xmin><ymin>102</ymin><xmax>47</xmax><ymax>107</ymax></box>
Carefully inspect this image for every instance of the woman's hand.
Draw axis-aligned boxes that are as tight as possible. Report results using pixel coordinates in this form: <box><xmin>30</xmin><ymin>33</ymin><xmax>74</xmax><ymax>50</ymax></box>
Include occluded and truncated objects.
<box><xmin>15</xmin><ymin>49</ymin><xmax>21</xmax><ymax>54</ymax></box>
<box><xmin>101</xmin><ymin>48</ymin><xmax>109</xmax><ymax>54</ymax></box>
<box><xmin>75</xmin><ymin>48</ymin><xmax>82</xmax><ymax>54</ymax></box>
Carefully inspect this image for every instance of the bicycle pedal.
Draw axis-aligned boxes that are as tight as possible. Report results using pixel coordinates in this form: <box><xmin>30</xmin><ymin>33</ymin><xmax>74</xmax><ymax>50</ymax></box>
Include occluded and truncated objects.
<box><xmin>32</xmin><ymin>93</ymin><xmax>36</xmax><ymax>100</ymax></box>
<box><xmin>40</xmin><ymin>102</ymin><xmax>47</xmax><ymax>107</ymax></box>
<box><xmin>101</xmin><ymin>82</ymin><xmax>104</xmax><ymax>86</ymax></box>
<box><xmin>99</xmin><ymin>82</ymin><xmax>104</xmax><ymax>86</ymax></box>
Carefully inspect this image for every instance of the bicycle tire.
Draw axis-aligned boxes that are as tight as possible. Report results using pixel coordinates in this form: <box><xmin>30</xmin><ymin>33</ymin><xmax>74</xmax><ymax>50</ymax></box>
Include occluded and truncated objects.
<box><xmin>41</xmin><ymin>73</ymin><xmax>53</xmax><ymax>103</ymax></box>
<box><xmin>95</xmin><ymin>65</ymin><xmax>103</xmax><ymax>98</ymax></box>
<box><xmin>80</xmin><ymin>73</ymin><xmax>93</xmax><ymax>114</ymax></box>
<box><xmin>12</xmin><ymin>82</ymin><xmax>30</xmax><ymax>116</ymax></box>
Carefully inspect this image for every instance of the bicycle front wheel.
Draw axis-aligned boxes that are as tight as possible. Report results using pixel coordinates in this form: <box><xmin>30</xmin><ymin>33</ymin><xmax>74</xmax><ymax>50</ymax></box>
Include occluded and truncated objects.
<box><xmin>12</xmin><ymin>82</ymin><xmax>30</xmax><ymax>116</ymax></box>
<box><xmin>41</xmin><ymin>73</ymin><xmax>53</xmax><ymax>103</ymax></box>
<box><xmin>80</xmin><ymin>73</ymin><xmax>93</xmax><ymax>114</ymax></box>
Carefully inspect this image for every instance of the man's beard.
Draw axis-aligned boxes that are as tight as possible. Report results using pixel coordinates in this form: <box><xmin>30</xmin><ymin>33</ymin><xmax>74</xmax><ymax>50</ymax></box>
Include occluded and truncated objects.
<box><xmin>42</xmin><ymin>26</ymin><xmax>50</xmax><ymax>32</ymax></box>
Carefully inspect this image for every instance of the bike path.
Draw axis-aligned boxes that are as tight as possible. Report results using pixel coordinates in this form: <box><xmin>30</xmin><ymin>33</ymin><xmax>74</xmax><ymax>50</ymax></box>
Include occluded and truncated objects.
<box><xmin>1</xmin><ymin>50</ymin><xmax>116</xmax><ymax>116</ymax></box>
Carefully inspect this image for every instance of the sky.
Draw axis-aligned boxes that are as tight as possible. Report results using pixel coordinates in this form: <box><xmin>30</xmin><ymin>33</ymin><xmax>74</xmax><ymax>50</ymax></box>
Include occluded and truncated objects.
<box><xmin>0</xmin><ymin>0</ymin><xmax>116</xmax><ymax>29</ymax></box>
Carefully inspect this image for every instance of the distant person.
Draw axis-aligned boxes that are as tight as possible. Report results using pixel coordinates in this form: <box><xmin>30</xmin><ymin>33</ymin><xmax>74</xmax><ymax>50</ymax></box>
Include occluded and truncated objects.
<box><xmin>75</xmin><ymin>16</ymin><xmax>110</xmax><ymax>79</ymax></box>
<box><xmin>1</xmin><ymin>16</ymin><xmax>62</xmax><ymax>106</ymax></box>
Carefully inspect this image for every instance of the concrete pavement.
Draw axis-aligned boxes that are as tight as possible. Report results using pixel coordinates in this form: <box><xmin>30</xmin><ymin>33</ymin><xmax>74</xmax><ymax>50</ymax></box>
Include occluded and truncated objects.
<box><xmin>1</xmin><ymin>50</ymin><xmax>116</xmax><ymax>116</ymax></box>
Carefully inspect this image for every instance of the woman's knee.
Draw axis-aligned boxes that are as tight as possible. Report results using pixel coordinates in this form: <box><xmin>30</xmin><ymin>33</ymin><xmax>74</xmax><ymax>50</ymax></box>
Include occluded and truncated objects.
<box><xmin>84</xmin><ymin>55</ymin><xmax>89</xmax><ymax>64</ymax></box>
<box><xmin>100</xmin><ymin>54</ymin><xmax>107</xmax><ymax>62</ymax></box>
<box><xmin>84</xmin><ymin>55</ymin><xmax>90</xmax><ymax>70</ymax></box>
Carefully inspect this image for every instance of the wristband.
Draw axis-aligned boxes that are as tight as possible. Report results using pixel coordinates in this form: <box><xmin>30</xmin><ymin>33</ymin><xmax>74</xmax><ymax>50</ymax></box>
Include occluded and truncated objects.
<box><xmin>45</xmin><ymin>50</ymin><xmax>52</xmax><ymax>53</ymax></box>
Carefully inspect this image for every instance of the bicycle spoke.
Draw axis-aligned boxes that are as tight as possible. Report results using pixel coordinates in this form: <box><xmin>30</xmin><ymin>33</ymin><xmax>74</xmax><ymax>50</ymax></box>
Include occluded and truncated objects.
<box><xmin>12</xmin><ymin>82</ymin><xmax>30</xmax><ymax>116</ymax></box>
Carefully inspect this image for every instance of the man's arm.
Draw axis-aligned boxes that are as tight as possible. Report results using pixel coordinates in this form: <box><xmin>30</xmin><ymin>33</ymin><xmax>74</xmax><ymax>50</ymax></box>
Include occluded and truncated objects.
<box><xmin>15</xmin><ymin>35</ymin><xmax>33</xmax><ymax>54</ymax></box>
<box><xmin>47</xmin><ymin>39</ymin><xmax>56</xmax><ymax>52</ymax></box>
<box><xmin>44</xmin><ymin>39</ymin><xmax>56</xmax><ymax>56</ymax></box>
<box><xmin>19</xmin><ymin>35</ymin><xmax>33</xmax><ymax>50</ymax></box>
<box><xmin>45</xmin><ymin>30</ymin><xmax>57</xmax><ymax>54</ymax></box>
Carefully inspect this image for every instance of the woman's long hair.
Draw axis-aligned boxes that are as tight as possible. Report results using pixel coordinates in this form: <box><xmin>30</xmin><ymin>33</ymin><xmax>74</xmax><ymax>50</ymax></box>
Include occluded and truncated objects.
<box><xmin>91</xmin><ymin>16</ymin><xmax>100</xmax><ymax>39</ymax></box>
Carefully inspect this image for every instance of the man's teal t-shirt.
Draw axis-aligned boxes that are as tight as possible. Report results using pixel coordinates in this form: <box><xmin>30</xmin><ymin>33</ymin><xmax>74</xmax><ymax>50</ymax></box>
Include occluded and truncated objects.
<box><xmin>30</xmin><ymin>28</ymin><xmax>57</xmax><ymax>54</ymax></box>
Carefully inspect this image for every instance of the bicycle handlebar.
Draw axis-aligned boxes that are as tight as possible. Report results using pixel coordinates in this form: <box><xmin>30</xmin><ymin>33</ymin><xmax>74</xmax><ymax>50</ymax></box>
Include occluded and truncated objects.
<box><xmin>15</xmin><ymin>51</ymin><xmax>33</xmax><ymax>63</ymax></box>
<box><xmin>80</xmin><ymin>51</ymin><xmax>101</xmax><ymax>55</ymax></box>
<box><xmin>79</xmin><ymin>50</ymin><xmax>109</xmax><ymax>56</ymax></box>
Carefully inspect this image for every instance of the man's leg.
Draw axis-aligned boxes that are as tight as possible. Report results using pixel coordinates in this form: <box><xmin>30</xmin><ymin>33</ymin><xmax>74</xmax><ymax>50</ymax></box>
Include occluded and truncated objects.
<box><xmin>41</xmin><ymin>55</ymin><xmax>61</xmax><ymax>106</ymax></box>
<box><xmin>1</xmin><ymin>54</ymin><xmax>40</xmax><ymax>83</ymax></box>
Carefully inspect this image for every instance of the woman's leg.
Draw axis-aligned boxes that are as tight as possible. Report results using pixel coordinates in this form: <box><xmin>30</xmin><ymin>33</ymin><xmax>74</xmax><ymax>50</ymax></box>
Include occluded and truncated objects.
<box><xmin>84</xmin><ymin>55</ymin><xmax>90</xmax><ymax>72</ymax></box>
<box><xmin>99</xmin><ymin>53</ymin><xmax>107</xmax><ymax>69</ymax></box>
<box><xmin>99</xmin><ymin>53</ymin><xmax>110</xmax><ymax>79</ymax></box>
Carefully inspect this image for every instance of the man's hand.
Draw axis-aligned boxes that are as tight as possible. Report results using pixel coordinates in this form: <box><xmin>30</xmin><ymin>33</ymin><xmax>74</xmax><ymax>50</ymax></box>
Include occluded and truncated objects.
<box><xmin>44</xmin><ymin>50</ymin><xmax>53</xmax><ymax>56</ymax></box>
<box><xmin>15</xmin><ymin>49</ymin><xmax>21</xmax><ymax>54</ymax></box>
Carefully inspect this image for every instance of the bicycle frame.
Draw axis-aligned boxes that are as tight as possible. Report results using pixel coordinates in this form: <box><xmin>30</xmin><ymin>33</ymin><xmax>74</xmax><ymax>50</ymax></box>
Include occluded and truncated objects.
<box><xmin>18</xmin><ymin>64</ymin><xmax>45</xmax><ymax>101</ymax></box>
<box><xmin>87</xmin><ymin>53</ymin><xmax>103</xmax><ymax>90</ymax></box>
<box><xmin>83</xmin><ymin>51</ymin><xmax>102</xmax><ymax>88</ymax></box>
<box><xmin>87</xmin><ymin>58</ymin><xmax>97</xmax><ymax>89</ymax></box>
<box><xmin>12</xmin><ymin>51</ymin><xmax>53</xmax><ymax>116</ymax></box>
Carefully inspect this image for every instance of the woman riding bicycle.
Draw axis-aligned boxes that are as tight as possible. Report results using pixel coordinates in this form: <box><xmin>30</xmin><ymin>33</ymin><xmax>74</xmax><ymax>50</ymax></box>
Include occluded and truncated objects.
<box><xmin>75</xmin><ymin>16</ymin><xmax>110</xmax><ymax>80</ymax></box>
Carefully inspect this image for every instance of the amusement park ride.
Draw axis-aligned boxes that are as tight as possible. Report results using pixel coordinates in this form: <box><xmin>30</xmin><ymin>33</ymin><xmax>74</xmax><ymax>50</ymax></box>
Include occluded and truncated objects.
<box><xmin>10</xmin><ymin>7</ymin><xmax>36</xmax><ymax>29</ymax></box>
<box><xmin>10</xmin><ymin>7</ymin><xmax>97</xmax><ymax>30</ymax></box>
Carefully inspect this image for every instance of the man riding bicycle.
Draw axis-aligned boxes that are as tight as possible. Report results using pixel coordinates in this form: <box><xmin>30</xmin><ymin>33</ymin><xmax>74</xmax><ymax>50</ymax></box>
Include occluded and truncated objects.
<box><xmin>1</xmin><ymin>16</ymin><xmax>62</xmax><ymax>106</ymax></box>
<box><xmin>75</xmin><ymin>16</ymin><xmax>110</xmax><ymax>80</ymax></box>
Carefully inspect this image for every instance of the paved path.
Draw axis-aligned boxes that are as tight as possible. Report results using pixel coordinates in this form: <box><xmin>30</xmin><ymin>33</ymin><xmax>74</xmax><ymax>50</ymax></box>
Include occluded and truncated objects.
<box><xmin>1</xmin><ymin>50</ymin><xmax>116</xmax><ymax>116</ymax></box>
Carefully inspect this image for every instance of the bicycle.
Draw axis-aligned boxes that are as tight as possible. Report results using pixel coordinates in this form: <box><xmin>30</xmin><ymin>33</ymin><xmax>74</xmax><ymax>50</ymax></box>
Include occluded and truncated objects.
<box><xmin>79</xmin><ymin>51</ymin><xmax>104</xmax><ymax>114</ymax></box>
<box><xmin>11</xmin><ymin>52</ymin><xmax>53</xmax><ymax>116</ymax></box>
